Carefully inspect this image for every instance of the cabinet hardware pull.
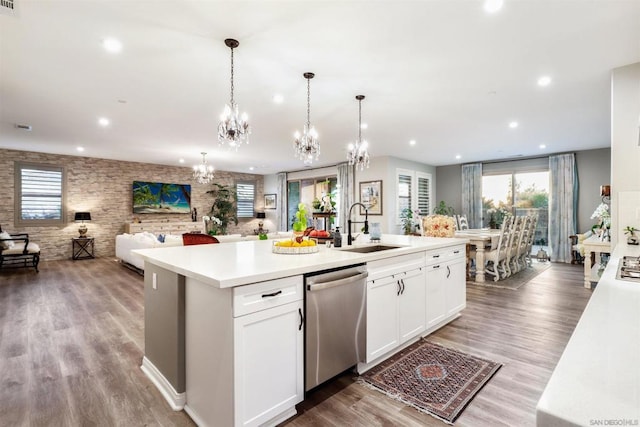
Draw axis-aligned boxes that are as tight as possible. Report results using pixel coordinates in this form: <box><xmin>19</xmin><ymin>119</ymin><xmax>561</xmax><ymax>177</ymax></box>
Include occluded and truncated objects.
<box><xmin>397</xmin><ymin>280</ymin><xmax>401</xmax><ymax>296</ymax></box>
<box><xmin>433</xmin><ymin>265</ymin><xmax>440</xmax><ymax>269</ymax></box>
<box><xmin>400</xmin><ymin>279</ymin><xmax>406</xmax><ymax>294</ymax></box>
<box><xmin>262</xmin><ymin>290</ymin><xmax>282</xmax><ymax>298</ymax></box>
<box><xmin>454</xmin><ymin>250</ymin><xmax>460</xmax><ymax>254</ymax></box>
<box><xmin>433</xmin><ymin>254</ymin><xmax>440</xmax><ymax>258</ymax></box>
<box><xmin>447</xmin><ymin>265</ymin><xmax>451</xmax><ymax>278</ymax></box>
<box><xmin>298</xmin><ymin>308</ymin><xmax>304</xmax><ymax>331</ymax></box>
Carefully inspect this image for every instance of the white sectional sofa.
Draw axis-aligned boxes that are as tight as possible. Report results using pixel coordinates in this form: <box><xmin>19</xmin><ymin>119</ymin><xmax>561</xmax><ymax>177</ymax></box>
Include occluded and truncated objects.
<box><xmin>115</xmin><ymin>231</ymin><xmax>293</xmax><ymax>271</ymax></box>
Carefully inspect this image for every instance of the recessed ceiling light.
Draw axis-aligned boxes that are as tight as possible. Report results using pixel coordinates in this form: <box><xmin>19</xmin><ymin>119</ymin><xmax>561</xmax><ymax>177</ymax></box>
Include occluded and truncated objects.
<box><xmin>98</xmin><ymin>117</ymin><xmax>110</xmax><ymax>127</ymax></box>
<box><xmin>179</xmin><ymin>158</ymin><xmax>185</xmax><ymax>163</ymax></box>
<box><xmin>537</xmin><ymin>76</ymin><xmax>552</xmax><ymax>87</ymax></box>
<box><xmin>272</xmin><ymin>94</ymin><xmax>284</xmax><ymax>104</ymax></box>
<box><xmin>455</xmin><ymin>155</ymin><xmax>461</xmax><ymax>160</ymax></box>
<box><xmin>76</xmin><ymin>147</ymin><xmax>85</xmax><ymax>152</ymax></box>
<box><xmin>539</xmin><ymin>144</ymin><xmax>547</xmax><ymax>149</ymax></box>
<box><xmin>103</xmin><ymin>37</ymin><xmax>122</xmax><ymax>53</ymax></box>
<box><xmin>409</xmin><ymin>140</ymin><xmax>416</xmax><ymax>146</ymax></box>
<box><xmin>360</xmin><ymin>123</ymin><xmax>368</xmax><ymax>129</ymax></box>
<box><xmin>484</xmin><ymin>0</ymin><xmax>504</xmax><ymax>13</ymax></box>
<box><xmin>509</xmin><ymin>121</ymin><xmax>519</xmax><ymax>129</ymax></box>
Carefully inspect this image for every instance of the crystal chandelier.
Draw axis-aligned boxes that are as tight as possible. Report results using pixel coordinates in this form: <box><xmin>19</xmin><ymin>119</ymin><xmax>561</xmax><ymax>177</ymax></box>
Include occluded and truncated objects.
<box><xmin>218</xmin><ymin>38</ymin><xmax>250</xmax><ymax>149</ymax></box>
<box><xmin>347</xmin><ymin>95</ymin><xmax>370</xmax><ymax>170</ymax></box>
<box><xmin>193</xmin><ymin>152</ymin><xmax>215</xmax><ymax>184</ymax></box>
<box><xmin>294</xmin><ymin>72</ymin><xmax>319</xmax><ymax>165</ymax></box>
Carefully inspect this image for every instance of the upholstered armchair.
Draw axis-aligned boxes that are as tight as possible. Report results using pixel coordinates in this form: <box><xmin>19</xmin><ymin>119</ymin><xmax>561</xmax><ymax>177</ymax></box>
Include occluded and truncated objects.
<box><xmin>0</xmin><ymin>226</ymin><xmax>41</xmax><ymax>272</ymax></box>
<box><xmin>570</xmin><ymin>230</ymin><xmax>594</xmax><ymax>265</ymax></box>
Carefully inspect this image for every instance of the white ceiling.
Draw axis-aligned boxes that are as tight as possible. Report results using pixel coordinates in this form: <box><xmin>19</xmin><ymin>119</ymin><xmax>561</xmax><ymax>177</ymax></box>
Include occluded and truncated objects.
<box><xmin>1</xmin><ymin>1</ymin><xmax>639</xmax><ymax>175</ymax></box>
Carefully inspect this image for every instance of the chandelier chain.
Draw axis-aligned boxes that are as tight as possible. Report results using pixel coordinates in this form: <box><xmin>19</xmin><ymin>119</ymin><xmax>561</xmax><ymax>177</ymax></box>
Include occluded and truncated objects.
<box><xmin>306</xmin><ymin>77</ymin><xmax>311</xmax><ymax>128</ymax></box>
<box><xmin>358</xmin><ymin>97</ymin><xmax>362</xmax><ymax>142</ymax></box>
<box><xmin>229</xmin><ymin>46</ymin><xmax>235</xmax><ymax>104</ymax></box>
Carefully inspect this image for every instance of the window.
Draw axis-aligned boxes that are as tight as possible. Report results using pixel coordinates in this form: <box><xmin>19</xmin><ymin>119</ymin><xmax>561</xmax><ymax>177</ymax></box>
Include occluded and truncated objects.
<box><xmin>236</xmin><ymin>181</ymin><xmax>255</xmax><ymax>218</ymax></box>
<box><xmin>15</xmin><ymin>162</ymin><xmax>66</xmax><ymax>226</ymax></box>
<box><xmin>396</xmin><ymin>169</ymin><xmax>431</xmax><ymax>224</ymax></box>
<box><xmin>287</xmin><ymin>176</ymin><xmax>337</xmax><ymax>230</ymax></box>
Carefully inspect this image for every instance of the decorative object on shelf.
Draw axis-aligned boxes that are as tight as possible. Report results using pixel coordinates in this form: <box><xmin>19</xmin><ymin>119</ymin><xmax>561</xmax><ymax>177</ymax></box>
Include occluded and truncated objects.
<box><xmin>359</xmin><ymin>180</ymin><xmax>382</xmax><ymax>215</ymax></box>
<box><xmin>590</xmin><ymin>202</ymin><xmax>611</xmax><ymax>241</ymax></box>
<box><xmin>624</xmin><ymin>226</ymin><xmax>639</xmax><ymax>245</ymax></box>
<box><xmin>206</xmin><ymin>183</ymin><xmax>238</xmax><ymax>235</ymax></box>
<box><xmin>312</xmin><ymin>198</ymin><xmax>322</xmax><ymax>211</ymax></box>
<box><xmin>74</xmin><ymin>212</ymin><xmax>91</xmax><ymax>237</ymax></box>
<box><xmin>347</xmin><ymin>95</ymin><xmax>370</xmax><ymax>170</ymax></box>
<box><xmin>264</xmin><ymin>194</ymin><xmax>276</xmax><ymax>210</ymax></box>
<box><xmin>254</xmin><ymin>212</ymin><xmax>269</xmax><ymax>235</ymax></box>
<box><xmin>218</xmin><ymin>38</ymin><xmax>250</xmax><ymax>149</ymax></box>
<box><xmin>422</xmin><ymin>214</ymin><xmax>455</xmax><ymax>237</ymax></box>
<box><xmin>369</xmin><ymin>222</ymin><xmax>381</xmax><ymax>241</ymax></box>
<box><xmin>193</xmin><ymin>152</ymin><xmax>215</xmax><ymax>184</ymax></box>
<box><xmin>293</xmin><ymin>72</ymin><xmax>319</xmax><ymax>165</ymax></box>
<box><xmin>600</xmin><ymin>184</ymin><xmax>611</xmax><ymax>203</ymax></box>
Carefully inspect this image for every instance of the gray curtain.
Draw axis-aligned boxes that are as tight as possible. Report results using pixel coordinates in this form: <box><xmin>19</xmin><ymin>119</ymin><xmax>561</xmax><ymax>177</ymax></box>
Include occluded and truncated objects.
<box><xmin>549</xmin><ymin>153</ymin><xmax>578</xmax><ymax>263</ymax></box>
<box><xmin>276</xmin><ymin>172</ymin><xmax>288</xmax><ymax>231</ymax></box>
<box><xmin>337</xmin><ymin>162</ymin><xmax>354</xmax><ymax>231</ymax></box>
<box><xmin>461</xmin><ymin>163</ymin><xmax>483</xmax><ymax>228</ymax></box>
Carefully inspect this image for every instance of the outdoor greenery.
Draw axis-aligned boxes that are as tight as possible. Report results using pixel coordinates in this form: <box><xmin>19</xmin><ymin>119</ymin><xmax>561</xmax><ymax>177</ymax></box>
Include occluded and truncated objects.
<box><xmin>483</xmin><ymin>180</ymin><xmax>548</xmax><ymax>228</ymax></box>
<box><xmin>206</xmin><ymin>183</ymin><xmax>238</xmax><ymax>235</ymax></box>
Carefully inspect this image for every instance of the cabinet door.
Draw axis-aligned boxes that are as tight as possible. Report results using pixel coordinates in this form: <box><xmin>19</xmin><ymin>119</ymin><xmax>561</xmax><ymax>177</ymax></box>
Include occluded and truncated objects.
<box><xmin>399</xmin><ymin>268</ymin><xmax>426</xmax><ymax>343</ymax></box>
<box><xmin>366</xmin><ymin>276</ymin><xmax>399</xmax><ymax>363</ymax></box>
<box><xmin>445</xmin><ymin>258</ymin><xmax>466</xmax><ymax>316</ymax></box>
<box><xmin>234</xmin><ymin>300</ymin><xmax>304</xmax><ymax>427</ymax></box>
<box><xmin>425</xmin><ymin>263</ymin><xmax>447</xmax><ymax>329</ymax></box>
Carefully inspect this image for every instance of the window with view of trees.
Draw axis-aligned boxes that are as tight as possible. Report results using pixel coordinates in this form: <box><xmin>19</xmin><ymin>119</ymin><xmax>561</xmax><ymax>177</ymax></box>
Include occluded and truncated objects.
<box><xmin>482</xmin><ymin>171</ymin><xmax>549</xmax><ymax>245</ymax></box>
<box><xmin>15</xmin><ymin>162</ymin><xmax>66</xmax><ymax>226</ymax></box>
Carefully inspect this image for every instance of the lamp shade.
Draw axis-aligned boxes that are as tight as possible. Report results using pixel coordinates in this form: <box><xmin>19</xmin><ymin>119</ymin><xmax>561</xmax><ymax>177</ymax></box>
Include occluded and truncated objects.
<box><xmin>256</xmin><ymin>212</ymin><xmax>266</xmax><ymax>219</ymax></box>
<box><xmin>74</xmin><ymin>212</ymin><xmax>91</xmax><ymax>221</ymax></box>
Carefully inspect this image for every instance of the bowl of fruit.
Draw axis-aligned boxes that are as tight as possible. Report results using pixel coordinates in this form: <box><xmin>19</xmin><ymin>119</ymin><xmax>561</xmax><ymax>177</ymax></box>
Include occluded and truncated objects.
<box><xmin>272</xmin><ymin>227</ymin><xmax>319</xmax><ymax>254</ymax></box>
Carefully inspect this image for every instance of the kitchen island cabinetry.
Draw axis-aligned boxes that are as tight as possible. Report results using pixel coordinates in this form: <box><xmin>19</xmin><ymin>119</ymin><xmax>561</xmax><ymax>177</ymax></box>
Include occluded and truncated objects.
<box><xmin>425</xmin><ymin>245</ymin><xmax>466</xmax><ymax>329</ymax></box>
<box><xmin>184</xmin><ymin>276</ymin><xmax>304</xmax><ymax>427</ymax></box>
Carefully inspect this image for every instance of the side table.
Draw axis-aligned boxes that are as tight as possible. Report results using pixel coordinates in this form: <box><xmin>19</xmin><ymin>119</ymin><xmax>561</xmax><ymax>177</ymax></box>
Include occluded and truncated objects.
<box><xmin>582</xmin><ymin>235</ymin><xmax>611</xmax><ymax>288</ymax></box>
<box><xmin>72</xmin><ymin>237</ymin><xmax>95</xmax><ymax>260</ymax></box>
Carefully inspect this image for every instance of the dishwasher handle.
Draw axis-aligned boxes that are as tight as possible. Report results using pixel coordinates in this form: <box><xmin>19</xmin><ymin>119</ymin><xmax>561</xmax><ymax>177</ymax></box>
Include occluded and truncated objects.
<box><xmin>307</xmin><ymin>271</ymin><xmax>368</xmax><ymax>292</ymax></box>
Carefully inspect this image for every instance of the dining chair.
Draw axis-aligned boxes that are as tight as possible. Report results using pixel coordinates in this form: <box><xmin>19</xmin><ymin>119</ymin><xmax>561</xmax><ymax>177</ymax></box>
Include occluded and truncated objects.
<box><xmin>484</xmin><ymin>216</ymin><xmax>512</xmax><ymax>281</ymax></box>
<box><xmin>182</xmin><ymin>233</ymin><xmax>220</xmax><ymax>245</ymax></box>
<box><xmin>524</xmin><ymin>215</ymin><xmax>538</xmax><ymax>267</ymax></box>
<box><xmin>457</xmin><ymin>215</ymin><xmax>469</xmax><ymax>230</ymax></box>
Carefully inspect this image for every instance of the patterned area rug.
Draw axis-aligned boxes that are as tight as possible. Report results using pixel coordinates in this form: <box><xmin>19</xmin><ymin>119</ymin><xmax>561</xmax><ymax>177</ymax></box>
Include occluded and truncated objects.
<box><xmin>467</xmin><ymin>260</ymin><xmax>551</xmax><ymax>290</ymax></box>
<box><xmin>359</xmin><ymin>340</ymin><xmax>501</xmax><ymax>424</ymax></box>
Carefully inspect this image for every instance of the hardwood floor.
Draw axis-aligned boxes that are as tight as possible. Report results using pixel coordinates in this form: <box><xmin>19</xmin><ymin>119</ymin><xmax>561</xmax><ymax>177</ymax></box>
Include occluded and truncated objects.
<box><xmin>0</xmin><ymin>259</ymin><xmax>591</xmax><ymax>426</ymax></box>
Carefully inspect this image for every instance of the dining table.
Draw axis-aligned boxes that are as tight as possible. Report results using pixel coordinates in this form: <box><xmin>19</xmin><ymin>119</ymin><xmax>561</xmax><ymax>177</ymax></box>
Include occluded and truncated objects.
<box><xmin>454</xmin><ymin>228</ymin><xmax>502</xmax><ymax>283</ymax></box>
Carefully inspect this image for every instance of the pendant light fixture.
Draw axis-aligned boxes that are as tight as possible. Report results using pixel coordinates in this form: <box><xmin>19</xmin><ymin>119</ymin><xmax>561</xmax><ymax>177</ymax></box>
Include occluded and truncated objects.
<box><xmin>218</xmin><ymin>38</ymin><xmax>250</xmax><ymax>149</ymax></box>
<box><xmin>347</xmin><ymin>95</ymin><xmax>370</xmax><ymax>170</ymax></box>
<box><xmin>193</xmin><ymin>152</ymin><xmax>215</xmax><ymax>184</ymax></box>
<box><xmin>293</xmin><ymin>72</ymin><xmax>319</xmax><ymax>165</ymax></box>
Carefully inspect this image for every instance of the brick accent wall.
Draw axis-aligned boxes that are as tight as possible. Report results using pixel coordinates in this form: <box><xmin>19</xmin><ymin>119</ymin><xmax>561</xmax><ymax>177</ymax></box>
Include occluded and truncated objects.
<box><xmin>0</xmin><ymin>148</ymin><xmax>264</xmax><ymax>260</ymax></box>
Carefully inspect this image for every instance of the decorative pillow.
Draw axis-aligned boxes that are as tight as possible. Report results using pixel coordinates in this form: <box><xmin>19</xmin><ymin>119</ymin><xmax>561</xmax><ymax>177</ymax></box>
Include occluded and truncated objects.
<box><xmin>422</xmin><ymin>215</ymin><xmax>456</xmax><ymax>238</ymax></box>
<box><xmin>0</xmin><ymin>231</ymin><xmax>15</xmax><ymax>249</ymax></box>
<box><xmin>157</xmin><ymin>234</ymin><xmax>165</xmax><ymax>243</ymax></box>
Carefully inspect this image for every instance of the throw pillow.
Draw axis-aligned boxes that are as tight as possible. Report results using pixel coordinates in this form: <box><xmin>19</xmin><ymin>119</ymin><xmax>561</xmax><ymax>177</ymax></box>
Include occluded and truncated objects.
<box><xmin>0</xmin><ymin>231</ymin><xmax>15</xmax><ymax>249</ymax></box>
<box><xmin>157</xmin><ymin>234</ymin><xmax>165</xmax><ymax>243</ymax></box>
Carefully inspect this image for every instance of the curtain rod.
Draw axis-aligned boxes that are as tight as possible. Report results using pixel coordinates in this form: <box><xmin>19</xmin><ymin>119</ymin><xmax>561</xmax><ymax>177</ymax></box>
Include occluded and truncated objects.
<box><xmin>462</xmin><ymin>151</ymin><xmax>577</xmax><ymax>166</ymax></box>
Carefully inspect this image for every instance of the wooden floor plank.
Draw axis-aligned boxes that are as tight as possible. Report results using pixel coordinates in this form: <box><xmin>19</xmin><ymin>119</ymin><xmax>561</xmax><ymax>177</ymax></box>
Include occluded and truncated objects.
<box><xmin>0</xmin><ymin>259</ymin><xmax>591</xmax><ymax>426</ymax></box>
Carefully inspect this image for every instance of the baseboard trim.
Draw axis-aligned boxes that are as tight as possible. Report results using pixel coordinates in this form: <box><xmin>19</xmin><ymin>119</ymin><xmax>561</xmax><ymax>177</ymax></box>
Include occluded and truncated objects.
<box><xmin>140</xmin><ymin>356</ymin><xmax>185</xmax><ymax>411</ymax></box>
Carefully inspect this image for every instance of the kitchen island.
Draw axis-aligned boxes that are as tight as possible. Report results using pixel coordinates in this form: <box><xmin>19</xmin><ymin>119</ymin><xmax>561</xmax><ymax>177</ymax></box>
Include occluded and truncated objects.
<box><xmin>134</xmin><ymin>234</ymin><xmax>469</xmax><ymax>427</ymax></box>
<box><xmin>536</xmin><ymin>243</ymin><xmax>640</xmax><ymax>426</ymax></box>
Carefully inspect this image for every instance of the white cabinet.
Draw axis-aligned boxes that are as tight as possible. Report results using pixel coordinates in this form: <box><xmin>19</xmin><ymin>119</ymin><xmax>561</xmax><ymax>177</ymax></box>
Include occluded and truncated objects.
<box><xmin>234</xmin><ymin>300</ymin><xmax>304</xmax><ymax>427</ymax></box>
<box><xmin>365</xmin><ymin>252</ymin><xmax>426</xmax><ymax>364</ymax></box>
<box><xmin>425</xmin><ymin>245</ymin><xmax>466</xmax><ymax>332</ymax></box>
<box><xmin>185</xmin><ymin>275</ymin><xmax>304</xmax><ymax>427</ymax></box>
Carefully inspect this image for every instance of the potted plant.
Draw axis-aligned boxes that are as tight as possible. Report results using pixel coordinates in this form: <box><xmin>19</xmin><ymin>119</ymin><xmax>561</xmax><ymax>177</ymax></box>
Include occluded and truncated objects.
<box><xmin>433</xmin><ymin>201</ymin><xmax>455</xmax><ymax>216</ymax></box>
<box><xmin>206</xmin><ymin>183</ymin><xmax>238</xmax><ymax>235</ymax></box>
<box><xmin>624</xmin><ymin>226</ymin><xmax>639</xmax><ymax>245</ymax></box>
<box><xmin>400</xmin><ymin>208</ymin><xmax>415</xmax><ymax>235</ymax></box>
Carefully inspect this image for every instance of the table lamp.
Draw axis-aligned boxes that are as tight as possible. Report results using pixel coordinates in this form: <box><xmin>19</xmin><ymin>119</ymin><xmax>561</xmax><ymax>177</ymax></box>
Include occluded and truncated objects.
<box><xmin>255</xmin><ymin>212</ymin><xmax>267</xmax><ymax>235</ymax></box>
<box><xmin>74</xmin><ymin>212</ymin><xmax>91</xmax><ymax>237</ymax></box>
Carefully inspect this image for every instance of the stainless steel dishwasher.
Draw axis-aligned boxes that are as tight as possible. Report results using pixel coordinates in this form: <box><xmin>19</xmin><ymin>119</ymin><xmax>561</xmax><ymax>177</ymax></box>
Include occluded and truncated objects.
<box><xmin>304</xmin><ymin>264</ymin><xmax>368</xmax><ymax>391</ymax></box>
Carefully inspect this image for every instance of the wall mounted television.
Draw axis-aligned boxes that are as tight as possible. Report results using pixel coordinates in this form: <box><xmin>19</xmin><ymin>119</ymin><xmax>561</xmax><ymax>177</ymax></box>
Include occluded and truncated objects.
<box><xmin>132</xmin><ymin>181</ymin><xmax>191</xmax><ymax>214</ymax></box>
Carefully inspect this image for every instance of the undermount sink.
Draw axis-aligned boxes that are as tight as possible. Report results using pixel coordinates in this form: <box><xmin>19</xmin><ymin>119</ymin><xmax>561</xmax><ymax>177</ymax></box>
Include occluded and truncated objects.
<box><xmin>339</xmin><ymin>244</ymin><xmax>405</xmax><ymax>253</ymax></box>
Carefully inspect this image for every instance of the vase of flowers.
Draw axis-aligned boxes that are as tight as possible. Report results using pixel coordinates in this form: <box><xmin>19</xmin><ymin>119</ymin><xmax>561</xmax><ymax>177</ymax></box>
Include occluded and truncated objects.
<box><xmin>624</xmin><ymin>226</ymin><xmax>639</xmax><ymax>245</ymax></box>
<box><xmin>590</xmin><ymin>203</ymin><xmax>611</xmax><ymax>241</ymax></box>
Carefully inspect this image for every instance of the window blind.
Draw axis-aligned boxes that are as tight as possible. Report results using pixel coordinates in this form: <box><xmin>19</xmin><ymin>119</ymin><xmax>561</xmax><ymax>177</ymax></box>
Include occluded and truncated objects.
<box><xmin>20</xmin><ymin>167</ymin><xmax>63</xmax><ymax>220</ymax></box>
<box><xmin>236</xmin><ymin>182</ymin><xmax>255</xmax><ymax>218</ymax></box>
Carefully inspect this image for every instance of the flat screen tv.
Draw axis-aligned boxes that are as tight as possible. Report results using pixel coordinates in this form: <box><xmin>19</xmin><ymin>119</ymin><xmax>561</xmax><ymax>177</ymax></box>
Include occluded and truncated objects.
<box><xmin>133</xmin><ymin>181</ymin><xmax>191</xmax><ymax>214</ymax></box>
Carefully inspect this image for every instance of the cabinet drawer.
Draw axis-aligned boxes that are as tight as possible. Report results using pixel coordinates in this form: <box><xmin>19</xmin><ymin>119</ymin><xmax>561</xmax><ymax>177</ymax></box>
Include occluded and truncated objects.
<box><xmin>425</xmin><ymin>245</ymin><xmax>465</xmax><ymax>266</ymax></box>
<box><xmin>367</xmin><ymin>252</ymin><xmax>425</xmax><ymax>281</ymax></box>
<box><xmin>233</xmin><ymin>276</ymin><xmax>303</xmax><ymax>317</ymax></box>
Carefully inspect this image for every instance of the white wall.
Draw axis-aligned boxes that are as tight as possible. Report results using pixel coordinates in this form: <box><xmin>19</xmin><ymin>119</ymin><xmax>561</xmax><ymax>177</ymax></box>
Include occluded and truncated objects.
<box><xmin>263</xmin><ymin>173</ymin><xmax>279</xmax><ymax>231</ymax></box>
<box><xmin>611</xmin><ymin>62</ymin><xmax>640</xmax><ymax>246</ymax></box>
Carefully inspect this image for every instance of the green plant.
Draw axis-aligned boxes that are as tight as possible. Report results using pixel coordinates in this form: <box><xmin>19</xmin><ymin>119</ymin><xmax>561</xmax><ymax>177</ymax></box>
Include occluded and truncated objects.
<box><xmin>258</xmin><ymin>233</ymin><xmax>268</xmax><ymax>240</ymax></box>
<box><xmin>624</xmin><ymin>226</ymin><xmax>637</xmax><ymax>235</ymax></box>
<box><xmin>400</xmin><ymin>208</ymin><xmax>414</xmax><ymax>235</ymax></box>
<box><xmin>433</xmin><ymin>201</ymin><xmax>455</xmax><ymax>216</ymax></box>
<box><xmin>206</xmin><ymin>183</ymin><xmax>238</xmax><ymax>235</ymax></box>
<box><xmin>292</xmin><ymin>203</ymin><xmax>308</xmax><ymax>232</ymax></box>
<box><xmin>312</xmin><ymin>198</ymin><xmax>322</xmax><ymax>211</ymax></box>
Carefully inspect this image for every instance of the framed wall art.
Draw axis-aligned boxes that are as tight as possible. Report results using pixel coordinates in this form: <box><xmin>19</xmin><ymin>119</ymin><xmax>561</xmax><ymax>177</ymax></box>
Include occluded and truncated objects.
<box><xmin>360</xmin><ymin>180</ymin><xmax>382</xmax><ymax>215</ymax></box>
<box><xmin>264</xmin><ymin>194</ymin><xmax>277</xmax><ymax>210</ymax></box>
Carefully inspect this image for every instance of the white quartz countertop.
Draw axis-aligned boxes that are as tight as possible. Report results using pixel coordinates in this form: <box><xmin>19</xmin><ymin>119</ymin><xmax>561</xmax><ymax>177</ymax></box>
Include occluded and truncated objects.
<box><xmin>536</xmin><ymin>244</ymin><xmax>640</xmax><ymax>426</ymax></box>
<box><xmin>133</xmin><ymin>234</ymin><xmax>468</xmax><ymax>288</ymax></box>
